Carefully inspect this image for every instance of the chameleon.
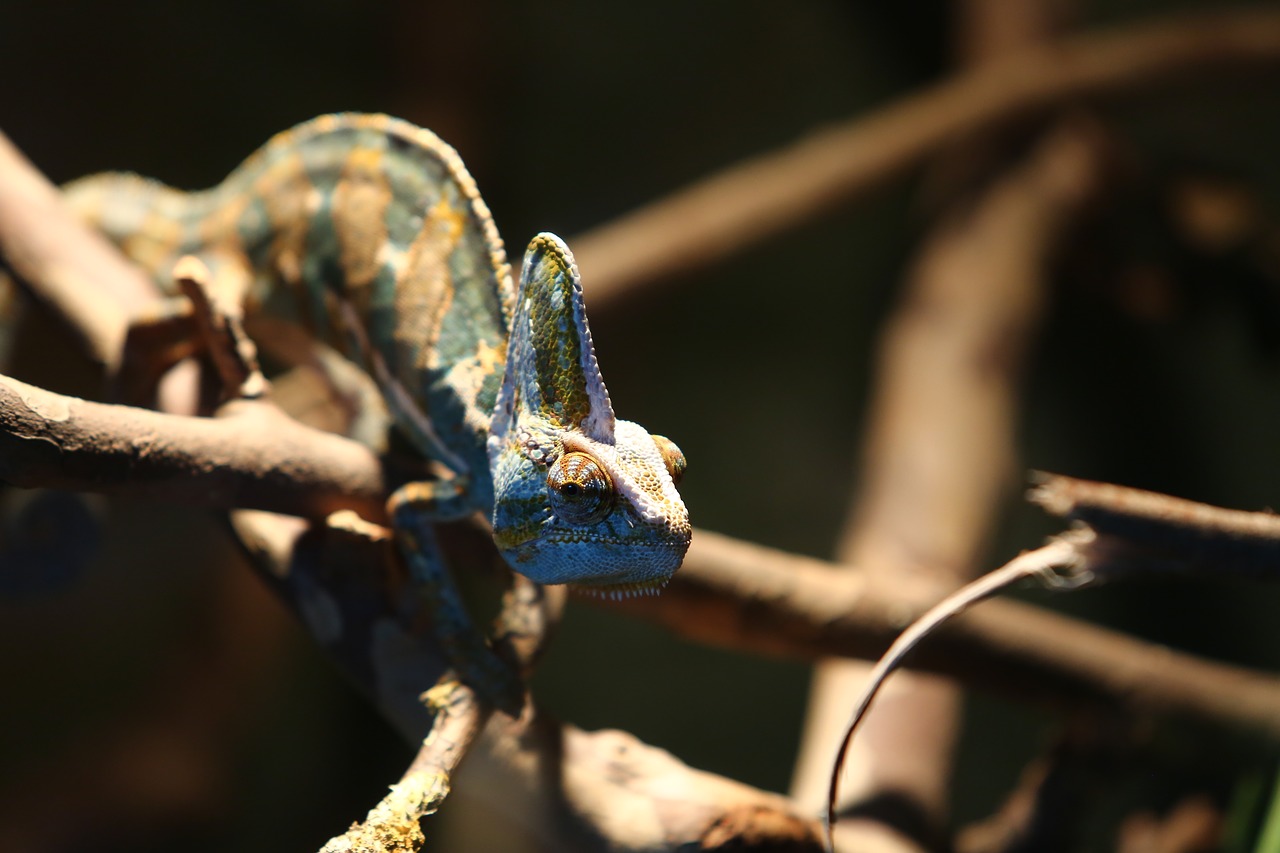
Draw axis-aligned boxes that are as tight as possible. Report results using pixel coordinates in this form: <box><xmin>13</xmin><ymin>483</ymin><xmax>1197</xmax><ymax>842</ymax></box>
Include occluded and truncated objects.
<box><xmin>59</xmin><ymin>113</ymin><xmax>691</xmax><ymax>604</ymax></box>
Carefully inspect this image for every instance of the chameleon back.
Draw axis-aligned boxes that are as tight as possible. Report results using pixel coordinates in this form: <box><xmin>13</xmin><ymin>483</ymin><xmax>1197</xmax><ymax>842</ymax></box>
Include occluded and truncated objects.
<box><xmin>63</xmin><ymin>114</ymin><xmax>691</xmax><ymax>590</ymax></box>
<box><xmin>62</xmin><ymin>114</ymin><xmax>512</xmax><ymax>504</ymax></box>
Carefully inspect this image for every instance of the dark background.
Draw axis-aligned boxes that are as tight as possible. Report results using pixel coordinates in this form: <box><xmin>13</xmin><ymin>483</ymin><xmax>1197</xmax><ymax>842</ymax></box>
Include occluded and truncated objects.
<box><xmin>3</xmin><ymin>0</ymin><xmax>1280</xmax><ymax>850</ymax></box>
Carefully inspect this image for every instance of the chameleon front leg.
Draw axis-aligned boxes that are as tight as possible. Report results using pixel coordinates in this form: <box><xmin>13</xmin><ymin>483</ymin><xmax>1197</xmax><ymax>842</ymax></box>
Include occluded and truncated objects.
<box><xmin>164</xmin><ymin>256</ymin><xmax>521</xmax><ymax>713</ymax></box>
<box><xmin>388</xmin><ymin>481</ymin><xmax>524</xmax><ymax>715</ymax></box>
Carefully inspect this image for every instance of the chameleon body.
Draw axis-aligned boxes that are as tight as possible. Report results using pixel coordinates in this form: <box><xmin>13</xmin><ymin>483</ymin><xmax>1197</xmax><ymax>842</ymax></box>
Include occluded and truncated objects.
<box><xmin>63</xmin><ymin>113</ymin><xmax>691</xmax><ymax>594</ymax></box>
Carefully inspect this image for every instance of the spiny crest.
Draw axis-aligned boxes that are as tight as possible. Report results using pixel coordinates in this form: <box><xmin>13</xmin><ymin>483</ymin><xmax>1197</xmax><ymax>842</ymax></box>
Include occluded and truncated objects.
<box><xmin>491</xmin><ymin>233</ymin><xmax>615</xmax><ymax>445</ymax></box>
<box><xmin>486</xmin><ymin>234</ymin><xmax>690</xmax><ymax>588</ymax></box>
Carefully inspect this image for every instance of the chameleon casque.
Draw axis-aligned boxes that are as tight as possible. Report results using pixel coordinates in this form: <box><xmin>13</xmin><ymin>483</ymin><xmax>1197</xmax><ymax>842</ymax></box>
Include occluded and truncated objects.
<box><xmin>61</xmin><ymin>114</ymin><xmax>691</xmax><ymax>607</ymax></box>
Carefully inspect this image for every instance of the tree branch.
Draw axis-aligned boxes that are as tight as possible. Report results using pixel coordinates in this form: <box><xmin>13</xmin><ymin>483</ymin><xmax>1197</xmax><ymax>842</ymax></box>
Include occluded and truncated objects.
<box><xmin>0</xmin><ymin>129</ymin><xmax>155</xmax><ymax>370</ymax></box>
<box><xmin>2</xmin><ymin>369</ymin><xmax>1278</xmax><ymax>743</ymax></box>
<box><xmin>0</xmin><ymin>374</ymin><xmax>387</xmax><ymax>521</ymax></box>
<box><xmin>574</xmin><ymin>8</ymin><xmax>1280</xmax><ymax>303</ymax></box>
<box><xmin>818</xmin><ymin>467</ymin><xmax>1280</xmax><ymax>847</ymax></box>
<box><xmin>2</xmin><ymin>364</ymin><xmax>1280</xmax><ymax>741</ymax></box>
<box><xmin>792</xmin><ymin>108</ymin><xmax>1111</xmax><ymax>852</ymax></box>
<box><xmin>232</xmin><ymin>506</ymin><xmax>825</xmax><ymax>852</ymax></box>
<box><xmin>611</xmin><ymin>527</ymin><xmax>1280</xmax><ymax>740</ymax></box>
<box><xmin>317</xmin><ymin>576</ymin><xmax>559</xmax><ymax>853</ymax></box>
<box><xmin>1031</xmin><ymin>472</ymin><xmax>1280</xmax><ymax>578</ymax></box>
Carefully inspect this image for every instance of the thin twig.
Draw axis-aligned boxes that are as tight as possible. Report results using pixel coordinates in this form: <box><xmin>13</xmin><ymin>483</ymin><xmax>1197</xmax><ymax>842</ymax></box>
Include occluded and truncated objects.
<box><xmin>1032</xmin><ymin>472</ymin><xmax>1280</xmax><ymax>577</ymax></box>
<box><xmin>316</xmin><ymin>577</ymin><xmax>558</xmax><ymax>853</ymax></box>
<box><xmin>233</xmin><ymin>509</ymin><xmax>824</xmax><ymax>852</ymax></box>
<box><xmin>817</xmin><ymin>470</ymin><xmax>1280</xmax><ymax>850</ymax></box>
<box><xmin>790</xmin><ymin>113</ymin><xmax>1111</xmax><ymax>830</ymax></box>
<box><xmin>615</xmin><ymin>527</ymin><xmax>1280</xmax><ymax>738</ymax></box>
<box><xmin>822</xmin><ymin>541</ymin><xmax>1080</xmax><ymax>851</ymax></box>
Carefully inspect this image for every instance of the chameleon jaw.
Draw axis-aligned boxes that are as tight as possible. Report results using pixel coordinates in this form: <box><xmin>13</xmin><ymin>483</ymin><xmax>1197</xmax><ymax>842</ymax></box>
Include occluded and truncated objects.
<box><xmin>573</xmin><ymin>579</ymin><xmax>670</xmax><ymax>600</ymax></box>
<box><xmin>497</xmin><ymin>534</ymin><xmax>688</xmax><ymax>588</ymax></box>
<box><xmin>487</xmin><ymin>232</ymin><xmax>691</xmax><ymax>590</ymax></box>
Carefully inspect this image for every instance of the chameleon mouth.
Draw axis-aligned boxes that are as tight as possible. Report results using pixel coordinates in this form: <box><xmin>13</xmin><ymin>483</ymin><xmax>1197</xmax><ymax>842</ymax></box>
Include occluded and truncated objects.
<box><xmin>573</xmin><ymin>579</ymin><xmax>670</xmax><ymax>600</ymax></box>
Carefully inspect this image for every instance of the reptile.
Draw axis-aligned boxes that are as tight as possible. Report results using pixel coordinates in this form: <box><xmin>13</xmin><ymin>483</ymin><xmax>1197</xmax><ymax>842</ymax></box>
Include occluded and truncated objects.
<box><xmin>60</xmin><ymin>113</ymin><xmax>691</xmax><ymax>612</ymax></box>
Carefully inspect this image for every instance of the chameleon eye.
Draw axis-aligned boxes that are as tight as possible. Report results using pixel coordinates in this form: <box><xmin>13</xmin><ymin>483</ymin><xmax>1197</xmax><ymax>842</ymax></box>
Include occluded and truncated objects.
<box><xmin>547</xmin><ymin>452</ymin><xmax>614</xmax><ymax>525</ymax></box>
<box><xmin>652</xmin><ymin>435</ymin><xmax>686</xmax><ymax>486</ymax></box>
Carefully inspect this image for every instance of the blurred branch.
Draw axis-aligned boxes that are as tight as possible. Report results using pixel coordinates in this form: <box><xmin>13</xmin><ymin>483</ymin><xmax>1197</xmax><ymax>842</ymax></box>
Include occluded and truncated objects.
<box><xmin>1114</xmin><ymin>796</ymin><xmax>1221</xmax><ymax>853</ymax></box>
<box><xmin>1031</xmin><ymin>473</ymin><xmax>1280</xmax><ymax>578</ymax></box>
<box><xmin>317</xmin><ymin>578</ymin><xmax>557</xmax><ymax>853</ymax></box>
<box><xmin>574</xmin><ymin>7</ymin><xmax>1280</xmax><ymax>303</ymax></box>
<box><xmin>954</xmin><ymin>747</ymin><xmax>1070</xmax><ymax>853</ymax></box>
<box><xmin>791</xmin><ymin>111</ymin><xmax>1111</xmax><ymax>851</ymax></box>
<box><xmin>955</xmin><ymin>721</ymin><xmax>1124</xmax><ymax>853</ymax></box>
<box><xmin>0</xmin><ymin>375</ymin><xmax>386</xmax><ymax>522</ymax></box>
<box><xmin>235</xmin><ymin>510</ymin><xmax>824</xmax><ymax>853</ymax></box>
<box><xmin>3</xmin><ymin>18</ymin><xmax>1279</xmax><ymax>848</ymax></box>
<box><xmin>4</xmin><ymin>362</ymin><xmax>1280</xmax><ymax>740</ymax></box>
<box><xmin>611</xmin><ymin>525</ymin><xmax>1280</xmax><ymax>739</ymax></box>
<box><xmin>820</xmin><ymin>461</ymin><xmax>1280</xmax><ymax>845</ymax></box>
<box><xmin>794</xmin><ymin>1</ymin><xmax>1092</xmax><ymax>844</ymax></box>
<box><xmin>0</xmin><ymin>129</ymin><xmax>154</xmax><ymax>370</ymax></box>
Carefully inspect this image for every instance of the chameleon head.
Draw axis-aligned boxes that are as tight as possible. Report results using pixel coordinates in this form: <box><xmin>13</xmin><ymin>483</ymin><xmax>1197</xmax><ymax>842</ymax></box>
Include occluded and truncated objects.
<box><xmin>487</xmin><ymin>233</ymin><xmax>691</xmax><ymax>591</ymax></box>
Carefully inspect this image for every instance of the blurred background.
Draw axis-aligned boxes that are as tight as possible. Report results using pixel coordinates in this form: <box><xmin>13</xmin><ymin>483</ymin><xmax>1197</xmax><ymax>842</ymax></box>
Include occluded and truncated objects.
<box><xmin>3</xmin><ymin>0</ymin><xmax>1280</xmax><ymax>850</ymax></box>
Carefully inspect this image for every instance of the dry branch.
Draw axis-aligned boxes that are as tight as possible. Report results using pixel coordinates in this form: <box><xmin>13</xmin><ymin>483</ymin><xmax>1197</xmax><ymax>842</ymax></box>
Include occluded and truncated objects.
<box><xmin>822</xmin><ymin>541</ymin><xmax>1081</xmax><ymax>845</ymax></box>
<box><xmin>0</xmin><ymin>374</ymin><xmax>387</xmax><ymax>521</ymax></box>
<box><xmin>609</xmin><ymin>527</ymin><xmax>1280</xmax><ymax>739</ymax></box>
<box><xmin>574</xmin><ymin>7</ymin><xmax>1280</xmax><ymax>303</ymax></box>
<box><xmin>2</xmin><ymin>366</ymin><xmax>1280</xmax><ymax>740</ymax></box>
<box><xmin>233</xmin><ymin>506</ymin><xmax>824</xmax><ymax>852</ymax></box>
<box><xmin>0</xmin><ymin>129</ymin><xmax>155</xmax><ymax>369</ymax></box>
<box><xmin>792</xmin><ymin>111</ymin><xmax>1111</xmax><ymax>852</ymax></box>
<box><xmin>818</xmin><ymin>469</ymin><xmax>1280</xmax><ymax>846</ymax></box>
<box><xmin>2</xmin><ymin>16</ymin><xmax>1278</xmax><ymax>848</ymax></box>
<box><xmin>1032</xmin><ymin>473</ymin><xmax>1280</xmax><ymax>577</ymax></box>
<box><xmin>461</xmin><ymin>715</ymin><xmax>825</xmax><ymax>852</ymax></box>
<box><xmin>317</xmin><ymin>577</ymin><xmax>557</xmax><ymax>853</ymax></box>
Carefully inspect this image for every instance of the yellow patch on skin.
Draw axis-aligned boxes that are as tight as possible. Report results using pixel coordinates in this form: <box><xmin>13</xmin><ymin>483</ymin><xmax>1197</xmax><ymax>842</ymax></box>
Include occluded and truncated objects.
<box><xmin>312</xmin><ymin>114</ymin><xmax>341</xmax><ymax>134</ymax></box>
<box><xmin>121</xmin><ymin>210</ymin><xmax>185</xmax><ymax>278</ymax></box>
<box><xmin>474</xmin><ymin>338</ymin><xmax>505</xmax><ymax>377</ymax></box>
<box><xmin>332</xmin><ymin>146</ymin><xmax>392</xmax><ymax>293</ymax></box>
<box><xmin>256</xmin><ymin>153</ymin><xmax>314</xmax><ymax>290</ymax></box>
<box><xmin>198</xmin><ymin>194</ymin><xmax>247</xmax><ymax>262</ymax></box>
<box><xmin>438</xmin><ymin>338</ymin><xmax>508</xmax><ymax>437</ymax></box>
<box><xmin>397</xmin><ymin>197</ymin><xmax>466</xmax><ymax>371</ymax></box>
<box><xmin>427</xmin><ymin>195</ymin><xmax>467</xmax><ymax>237</ymax></box>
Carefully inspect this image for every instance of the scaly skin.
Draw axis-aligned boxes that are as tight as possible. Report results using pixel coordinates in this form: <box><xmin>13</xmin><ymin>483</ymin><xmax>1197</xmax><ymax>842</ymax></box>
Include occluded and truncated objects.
<box><xmin>489</xmin><ymin>234</ymin><xmax>689</xmax><ymax>589</ymax></box>
<box><xmin>63</xmin><ymin>113</ymin><xmax>691</xmax><ymax>596</ymax></box>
